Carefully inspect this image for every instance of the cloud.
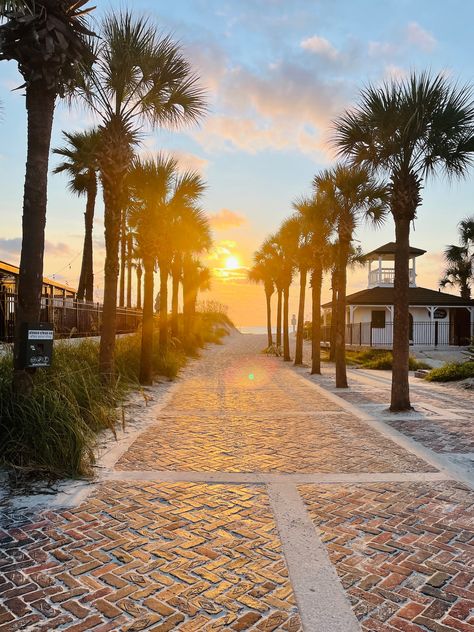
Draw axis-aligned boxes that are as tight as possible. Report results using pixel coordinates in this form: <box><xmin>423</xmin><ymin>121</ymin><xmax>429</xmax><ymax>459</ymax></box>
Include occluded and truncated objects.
<box><xmin>0</xmin><ymin>238</ymin><xmax>72</xmax><ymax>261</ymax></box>
<box><xmin>406</xmin><ymin>22</ymin><xmax>436</xmax><ymax>53</ymax></box>
<box><xmin>300</xmin><ymin>35</ymin><xmax>339</xmax><ymax>61</ymax></box>
<box><xmin>209</xmin><ymin>209</ymin><xmax>247</xmax><ymax>230</ymax></box>
<box><xmin>192</xmin><ymin>58</ymin><xmax>350</xmax><ymax>158</ymax></box>
<box><xmin>0</xmin><ymin>237</ymin><xmax>21</xmax><ymax>254</ymax></box>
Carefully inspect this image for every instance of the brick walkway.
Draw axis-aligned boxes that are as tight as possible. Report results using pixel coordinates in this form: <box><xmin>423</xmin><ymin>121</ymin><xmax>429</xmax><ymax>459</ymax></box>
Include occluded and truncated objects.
<box><xmin>1</xmin><ymin>334</ymin><xmax>473</xmax><ymax>631</ymax></box>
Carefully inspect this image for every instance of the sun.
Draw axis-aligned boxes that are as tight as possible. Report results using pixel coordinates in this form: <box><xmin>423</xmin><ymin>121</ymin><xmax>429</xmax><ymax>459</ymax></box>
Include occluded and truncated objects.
<box><xmin>225</xmin><ymin>255</ymin><xmax>240</xmax><ymax>270</ymax></box>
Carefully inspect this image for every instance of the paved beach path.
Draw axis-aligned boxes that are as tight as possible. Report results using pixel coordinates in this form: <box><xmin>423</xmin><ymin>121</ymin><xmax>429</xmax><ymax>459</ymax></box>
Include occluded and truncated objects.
<box><xmin>1</xmin><ymin>333</ymin><xmax>473</xmax><ymax>631</ymax></box>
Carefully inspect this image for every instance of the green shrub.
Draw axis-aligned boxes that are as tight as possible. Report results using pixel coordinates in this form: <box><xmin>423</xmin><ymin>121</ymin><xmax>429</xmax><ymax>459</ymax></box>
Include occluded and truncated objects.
<box><xmin>425</xmin><ymin>361</ymin><xmax>474</xmax><ymax>382</ymax></box>
<box><xmin>345</xmin><ymin>348</ymin><xmax>431</xmax><ymax>370</ymax></box>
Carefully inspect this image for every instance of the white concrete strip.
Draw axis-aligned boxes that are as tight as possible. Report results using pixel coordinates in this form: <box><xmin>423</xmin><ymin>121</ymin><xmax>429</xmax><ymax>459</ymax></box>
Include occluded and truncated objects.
<box><xmin>268</xmin><ymin>482</ymin><xmax>361</xmax><ymax>632</ymax></box>
<box><xmin>416</xmin><ymin>402</ymin><xmax>464</xmax><ymax>420</ymax></box>
<box><xmin>100</xmin><ymin>470</ymin><xmax>450</xmax><ymax>484</ymax></box>
<box><xmin>300</xmin><ymin>374</ymin><xmax>474</xmax><ymax>490</ymax></box>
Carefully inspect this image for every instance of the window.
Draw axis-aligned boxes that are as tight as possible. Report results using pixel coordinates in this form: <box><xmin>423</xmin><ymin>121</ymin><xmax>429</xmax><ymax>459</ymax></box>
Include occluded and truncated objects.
<box><xmin>371</xmin><ymin>310</ymin><xmax>386</xmax><ymax>329</ymax></box>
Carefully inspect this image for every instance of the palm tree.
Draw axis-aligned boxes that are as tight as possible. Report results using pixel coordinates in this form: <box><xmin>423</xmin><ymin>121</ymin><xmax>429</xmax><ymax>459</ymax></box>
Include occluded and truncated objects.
<box><xmin>127</xmin><ymin>157</ymin><xmax>175</xmax><ymax>384</ymax></box>
<box><xmin>260</xmin><ymin>235</ymin><xmax>285</xmax><ymax>354</ymax></box>
<box><xmin>248</xmin><ymin>255</ymin><xmax>275</xmax><ymax>348</ymax></box>
<box><xmin>440</xmin><ymin>215</ymin><xmax>474</xmax><ymax>299</ymax></box>
<box><xmin>335</xmin><ymin>72</ymin><xmax>474</xmax><ymax>410</ymax></box>
<box><xmin>53</xmin><ymin>129</ymin><xmax>100</xmax><ymax>302</ymax></box>
<box><xmin>315</xmin><ymin>165</ymin><xmax>388</xmax><ymax>388</ymax></box>
<box><xmin>170</xmin><ymin>207</ymin><xmax>211</xmax><ymax>340</ymax></box>
<box><xmin>290</xmin><ymin>215</ymin><xmax>313</xmax><ymax>366</ymax></box>
<box><xmin>76</xmin><ymin>11</ymin><xmax>207</xmax><ymax>380</ymax></box>
<box><xmin>275</xmin><ymin>218</ymin><xmax>300</xmax><ymax>362</ymax></box>
<box><xmin>294</xmin><ymin>194</ymin><xmax>334</xmax><ymax>374</ymax></box>
<box><xmin>0</xmin><ymin>0</ymin><xmax>95</xmax><ymax>389</ymax></box>
<box><xmin>182</xmin><ymin>258</ymin><xmax>211</xmax><ymax>346</ymax></box>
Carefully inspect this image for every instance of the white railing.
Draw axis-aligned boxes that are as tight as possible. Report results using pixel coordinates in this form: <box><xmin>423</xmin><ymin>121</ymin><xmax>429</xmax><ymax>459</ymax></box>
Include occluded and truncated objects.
<box><xmin>369</xmin><ymin>268</ymin><xmax>416</xmax><ymax>286</ymax></box>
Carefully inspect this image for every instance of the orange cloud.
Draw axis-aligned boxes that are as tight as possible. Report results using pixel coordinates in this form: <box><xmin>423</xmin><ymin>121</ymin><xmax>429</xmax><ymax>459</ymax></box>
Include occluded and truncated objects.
<box><xmin>209</xmin><ymin>209</ymin><xmax>247</xmax><ymax>230</ymax></box>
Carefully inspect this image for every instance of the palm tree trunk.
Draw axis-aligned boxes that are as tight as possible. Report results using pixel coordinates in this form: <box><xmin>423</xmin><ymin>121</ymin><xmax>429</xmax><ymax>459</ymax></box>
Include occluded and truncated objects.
<box><xmin>171</xmin><ymin>260</ymin><xmax>180</xmax><ymax>338</ymax></box>
<box><xmin>294</xmin><ymin>267</ymin><xmax>307</xmax><ymax>365</ymax></box>
<box><xmin>78</xmin><ymin>173</ymin><xmax>97</xmax><ymax>302</ymax></box>
<box><xmin>283</xmin><ymin>285</ymin><xmax>291</xmax><ymax>361</ymax></box>
<box><xmin>140</xmin><ymin>256</ymin><xmax>154</xmax><ymax>385</ymax></box>
<box><xmin>119</xmin><ymin>209</ymin><xmax>126</xmax><ymax>307</ymax></box>
<box><xmin>390</xmin><ymin>216</ymin><xmax>412</xmax><ymax>411</ymax></box>
<box><xmin>335</xmin><ymin>242</ymin><xmax>349</xmax><ymax>388</ymax></box>
<box><xmin>126</xmin><ymin>233</ymin><xmax>133</xmax><ymax>308</ymax></box>
<box><xmin>99</xmin><ymin>184</ymin><xmax>121</xmax><ymax>380</ymax></box>
<box><xmin>311</xmin><ymin>265</ymin><xmax>323</xmax><ymax>375</ymax></box>
<box><xmin>182</xmin><ymin>261</ymin><xmax>192</xmax><ymax>347</ymax></box>
<box><xmin>13</xmin><ymin>84</ymin><xmax>56</xmax><ymax>391</ymax></box>
<box><xmin>265</xmin><ymin>288</ymin><xmax>273</xmax><ymax>348</ymax></box>
<box><xmin>329</xmin><ymin>269</ymin><xmax>337</xmax><ymax>361</ymax></box>
<box><xmin>159</xmin><ymin>263</ymin><xmax>169</xmax><ymax>354</ymax></box>
<box><xmin>276</xmin><ymin>288</ymin><xmax>282</xmax><ymax>348</ymax></box>
<box><xmin>136</xmin><ymin>264</ymin><xmax>142</xmax><ymax>310</ymax></box>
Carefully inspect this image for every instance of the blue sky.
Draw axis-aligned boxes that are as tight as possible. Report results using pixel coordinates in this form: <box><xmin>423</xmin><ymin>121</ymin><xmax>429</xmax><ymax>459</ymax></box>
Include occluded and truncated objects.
<box><xmin>1</xmin><ymin>1</ymin><xmax>474</xmax><ymax>325</ymax></box>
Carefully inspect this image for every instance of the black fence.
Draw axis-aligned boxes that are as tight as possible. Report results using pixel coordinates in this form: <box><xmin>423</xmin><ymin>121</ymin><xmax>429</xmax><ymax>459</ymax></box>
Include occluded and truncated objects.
<box><xmin>318</xmin><ymin>321</ymin><xmax>473</xmax><ymax>348</ymax></box>
<box><xmin>0</xmin><ymin>291</ymin><xmax>142</xmax><ymax>342</ymax></box>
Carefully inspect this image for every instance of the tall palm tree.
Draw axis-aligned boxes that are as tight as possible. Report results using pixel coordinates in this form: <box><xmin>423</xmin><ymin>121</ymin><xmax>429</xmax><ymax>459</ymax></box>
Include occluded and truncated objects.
<box><xmin>440</xmin><ymin>215</ymin><xmax>474</xmax><ymax>299</ymax></box>
<box><xmin>315</xmin><ymin>165</ymin><xmax>388</xmax><ymax>388</ymax></box>
<box><xmin>53</xmin><ymin>129</ymin><xmax>100</xmax><ymax>302</ymax></box>
<box><xmin>0</xmin><ymin>0</ymin><xmax>95</xmax><ymax>389</ymax></box>
<box><xmin>182</xmin><ymin>257</ymin><xmax>211</xmax><ymax>346</ymax></box>
<box><xmin>335</xmin><ymin>72</ymin><xmax>474</xmax><ymax>410</ymax></box>
<box><xmin>260</xmin><ymin>235</ymin><xmax>285</xmax><ymax>353</ymax></box>
<box><xmin>248</xmin><ymin>255</ymin><xmax>275</xmax><ymax>348</ymax></box>
<box><xmin>170</xmin><ymin>207</ymin><xmax>211</xmax><ymax>340</ymax></box>
<box><xmin>127</xmin><ymin>161</ymin><xmax>165</xmax><ymax>384</ymax></box>
<box><xmin>275</xmin><ymin>218</ymin><xmax>300</xmax><ymax>362</ymax></box>
<box><xmin>157</xmin><ymin>171</ymin><xmax>207</xmax><ymax>354</ymax></box>
<box><xmin>294</xmin><ymin>194</ymin><xmax>334</xmax><ymax>374</ymax></box>
<box><xmin>76</xmin><ymin>11</ymin><xmax>207</xmax><ymax>380</ymax></box>
<box><xmin>290</xmin><ymin>215</ymin><xmax>313</xmax><ymax>366</ymax></box>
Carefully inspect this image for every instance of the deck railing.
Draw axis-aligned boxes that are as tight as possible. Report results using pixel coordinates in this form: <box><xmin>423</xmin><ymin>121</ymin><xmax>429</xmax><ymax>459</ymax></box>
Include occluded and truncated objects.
<box><xmin>312</xmin><ymin>321</ymin><xmax>473</xmax><ymax>347</ymax></box>
<box><xmin>0</xmin><ymin>290</ymin><xmax>142</xmax><ymax>342</ymax></box>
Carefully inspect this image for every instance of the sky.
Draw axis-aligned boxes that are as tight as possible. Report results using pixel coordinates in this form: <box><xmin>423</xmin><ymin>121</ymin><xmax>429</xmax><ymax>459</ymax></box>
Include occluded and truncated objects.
<box><xmin>1</xmin><ymin>1</ymin><xmax>474</xmax><ymax>326</ymax></box>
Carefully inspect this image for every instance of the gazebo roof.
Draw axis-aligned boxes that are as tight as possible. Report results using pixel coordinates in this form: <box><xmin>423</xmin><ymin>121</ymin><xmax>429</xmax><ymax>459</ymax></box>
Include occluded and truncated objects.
<box><xmin>364</xmin><ymin>242</ymin><xmax>426</xmax><ymax>260</ymax></box>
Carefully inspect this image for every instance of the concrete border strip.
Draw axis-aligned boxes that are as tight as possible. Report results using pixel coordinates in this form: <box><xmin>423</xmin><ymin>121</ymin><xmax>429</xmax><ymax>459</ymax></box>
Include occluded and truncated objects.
<box><xmin>298</xmin><ymin>372</ymin><xmax>474</xmax><ymax>490</ymax></box>
<box><xmin>101</xmin><ymin>470</ymin><xmax>449</xmax><ymax>484</ymax></box>
<box><xmin>268</xmin><ymin>482</ymin><xmax>361</xmax><ymax>632</ymax></box>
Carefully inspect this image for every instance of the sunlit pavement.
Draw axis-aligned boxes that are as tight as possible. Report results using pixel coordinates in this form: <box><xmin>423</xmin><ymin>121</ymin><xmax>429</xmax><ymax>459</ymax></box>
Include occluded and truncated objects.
<box><xmin>1</xmin><ymin>334</ymin><xmax>473</xmax><ymax>631</ymax></box>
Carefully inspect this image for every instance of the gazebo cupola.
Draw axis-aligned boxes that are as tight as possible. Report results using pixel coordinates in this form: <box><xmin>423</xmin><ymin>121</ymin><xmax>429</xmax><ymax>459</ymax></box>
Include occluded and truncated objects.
<box><xmin>365</xmin><ymin>242</ymin><xmax>426</xmax><ymax>289</ymax></box>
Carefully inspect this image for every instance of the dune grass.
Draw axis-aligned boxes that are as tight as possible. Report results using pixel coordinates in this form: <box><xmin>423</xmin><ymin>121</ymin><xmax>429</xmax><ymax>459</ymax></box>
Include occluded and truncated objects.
<box><xmin>0</xmin><ymin>312</ymin><xmax>231</xmax><ymax>478</ymax></box>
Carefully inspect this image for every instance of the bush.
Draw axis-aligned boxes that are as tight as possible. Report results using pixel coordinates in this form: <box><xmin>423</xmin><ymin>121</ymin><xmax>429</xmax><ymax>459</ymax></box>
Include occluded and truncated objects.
<box><xmin>345</xmin><ymin>348</ymin><xmax>431</xmax><ymax>371</ymax></box>
<box><xmin>425</xmin><ymin>361</ymin><xmax>474</xmax><ymax>382</ymax></box>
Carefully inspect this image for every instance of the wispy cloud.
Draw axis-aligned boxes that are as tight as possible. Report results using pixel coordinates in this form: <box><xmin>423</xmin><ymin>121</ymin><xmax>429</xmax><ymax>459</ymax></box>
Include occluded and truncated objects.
<box><xmin>406</xmin><ymin>21</ymin><xmax>436</xmax><ymax>53</ymax></box>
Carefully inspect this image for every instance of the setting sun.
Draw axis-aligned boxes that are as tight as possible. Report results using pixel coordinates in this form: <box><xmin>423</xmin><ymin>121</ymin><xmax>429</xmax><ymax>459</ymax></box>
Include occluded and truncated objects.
<box><xmin>225</xmin><ymin>255</ymin><xmax>240</xmax><ymax>270</ymax></box>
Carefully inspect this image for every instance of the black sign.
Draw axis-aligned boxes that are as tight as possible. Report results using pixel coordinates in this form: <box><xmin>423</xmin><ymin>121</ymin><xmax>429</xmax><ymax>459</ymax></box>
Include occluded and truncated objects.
<box><xmin>433</xmin><ymin>308</ymin><xmax>447</xmax><ymax>319</ymax></box>
<box><xmin>18</xmin><ymin>323</ymin><xmax>54</xmax><ymax>369</ymax></box>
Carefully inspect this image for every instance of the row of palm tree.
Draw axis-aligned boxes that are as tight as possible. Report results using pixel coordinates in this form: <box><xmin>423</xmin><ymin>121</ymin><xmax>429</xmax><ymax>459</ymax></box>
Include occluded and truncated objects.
<box><xmin>0</xmin><ymin>3</ymin><xmax>209</xmax><ymax>390</ymax></box>
<box><xmin>252</xmin><ymin>72</ymin><xmax>474</xmax><ymax>411</ymax></box>
<box><xmin>250</xmin><ymin>163</ymin><xmax>387</xmax><ymax>387</ymax></box>
<box><xmin>440</xmin><ymin>216</ymin><xmax>474</xmax><ymax>300</ymax></box>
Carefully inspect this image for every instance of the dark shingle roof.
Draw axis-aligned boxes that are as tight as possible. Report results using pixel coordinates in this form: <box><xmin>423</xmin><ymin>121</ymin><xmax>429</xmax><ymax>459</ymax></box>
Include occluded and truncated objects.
<box><xmin>364</xmin><ymin>242</ymin><xmax>426</xmax><ymax>259</ymax></box>
<box><xmin>323</xmin><ymin>286</ymin><xmax>474</xmax><ymax>308</ymax></box>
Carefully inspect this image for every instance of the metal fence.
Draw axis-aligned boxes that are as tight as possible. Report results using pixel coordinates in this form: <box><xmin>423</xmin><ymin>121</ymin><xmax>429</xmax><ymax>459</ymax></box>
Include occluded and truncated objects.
<box><xmin>319</xmin><ymin>321</ymin><xmax>473</xmax><ymax>348</ymax></box>
<box><xmin>0</xmin><ymin>291</ymin><xmax>142</xmax><ymax>342</ymax></box>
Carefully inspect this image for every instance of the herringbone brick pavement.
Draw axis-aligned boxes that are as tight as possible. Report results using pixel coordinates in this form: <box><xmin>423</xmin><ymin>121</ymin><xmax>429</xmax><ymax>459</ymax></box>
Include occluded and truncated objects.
<box><xmin>115</xmin><ymin>412</ymin><xmax>434</xmax><ymax>473</ymax></box>
<box><xmin>300</xmin><ymin>481</ymin><xmax>474</xmax><ymax>632</ymax></box>
<box><xmin>0</xmin><ymin>482</ymin><xmax>301</xmax><ymax>631</ymax></box>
